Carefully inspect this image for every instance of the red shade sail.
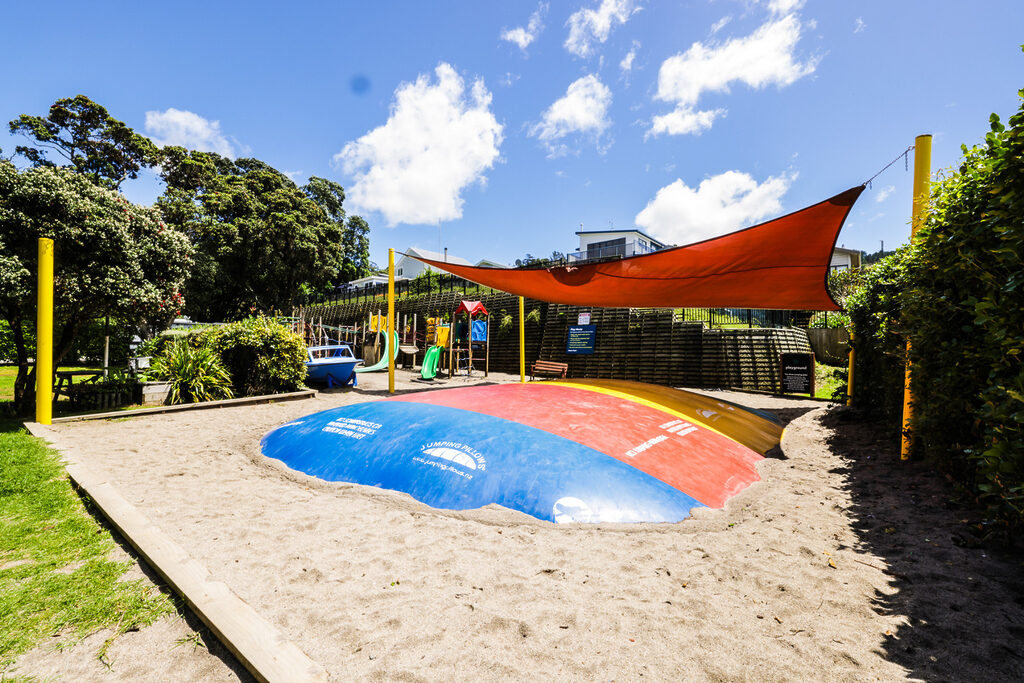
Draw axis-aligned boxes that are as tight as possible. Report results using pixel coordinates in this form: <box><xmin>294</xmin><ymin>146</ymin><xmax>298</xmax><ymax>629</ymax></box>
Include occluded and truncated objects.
<box><xmin>411</xmin><ymin>186</ymin><xmax>863</xmax><ymax>311</ymax></box>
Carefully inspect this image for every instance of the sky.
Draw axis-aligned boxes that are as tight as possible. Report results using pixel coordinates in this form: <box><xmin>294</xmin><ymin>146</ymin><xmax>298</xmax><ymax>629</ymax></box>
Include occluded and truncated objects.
<box><xmin>2</xmin><ymin>0</ymin><xmax>1023</xmax><ymax>269</ymax></box>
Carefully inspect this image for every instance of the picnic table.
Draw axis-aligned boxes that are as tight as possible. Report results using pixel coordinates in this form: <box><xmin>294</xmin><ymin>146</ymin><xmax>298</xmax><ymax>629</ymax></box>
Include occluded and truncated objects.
<box><xmin>54</xmin><ymin>370</ymin><xmax>104</xmax><ymax>402</ymax></box>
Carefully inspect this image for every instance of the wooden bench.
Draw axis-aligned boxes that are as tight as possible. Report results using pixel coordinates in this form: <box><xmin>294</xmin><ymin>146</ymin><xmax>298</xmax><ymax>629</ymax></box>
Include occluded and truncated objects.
<box><xmin>531</xmin><ymin>360</ymin><xmax>568</xmax><ymax>381</ymax></box>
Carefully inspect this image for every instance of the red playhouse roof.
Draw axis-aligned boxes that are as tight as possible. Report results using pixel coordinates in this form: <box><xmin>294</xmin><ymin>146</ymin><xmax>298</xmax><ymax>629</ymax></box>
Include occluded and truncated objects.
<box><xmin>411</xmin><ymin>186</ymin><xmax>863</xmax><ymax>311</ymax></box>
<box><xmin>455</xmin><ymin>300</ymin><xmax>489</xmax><ymax>316</ymax></box>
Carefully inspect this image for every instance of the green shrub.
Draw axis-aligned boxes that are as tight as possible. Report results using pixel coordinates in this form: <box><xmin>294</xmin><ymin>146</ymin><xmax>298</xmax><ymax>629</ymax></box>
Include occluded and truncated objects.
<box><xmin>901</xmin><ymin>102</ymin><xmax>1024</xmax><ymax>535</ymax></box>
<box><xmin>135</xmin><ymin>328</ymin><xmax>206</xmax><ymax>359</ymax></box>
<box><xmin>808</xmin><ymin>311</ymin><xmax>851</xmax><ymax>329</ymax></box>
<box><xmin>147</xmin><ymin>340</ymin><xmax>233</xmax><ymax>404</ymax></box>
<box><xmin>204</xmin><ymin>316</ymin><xmax>306</xmax><ymax>396</ymax></box>
<box><xmin>846</xmin><ymin>85</ymin><xmax>1024</xmax><ymax>536</ymax></box>
<box><xmin>844</xmin><ymin>247</ymin><xmax>915</xmax><ymax>432</ymax></box>
<box><xmin>0</xmin><ymin>320</ymin><xmax>25</xmax><ymax>363</ymax></box>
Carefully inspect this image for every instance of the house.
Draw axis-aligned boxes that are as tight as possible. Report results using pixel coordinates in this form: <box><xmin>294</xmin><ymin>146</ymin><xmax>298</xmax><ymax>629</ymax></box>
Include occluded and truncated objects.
<box><xmin>344</xmin><ymin>274</ymin><xmax>404</xmax><ymax>290</ymax></box>
<box><xmin>829</xmin><ymin>247</ymin><xmax>862</xmax><ymax>271</ymax></box>
<box><xmin>568</xmin><ymin>229</ymin><xmax>668</xmax><ymax>263</ymax></box>
<box><xmin>394</xmin><ymin>247</ymin><xmax>474</xmax><ymax>279</ymax></box>
<box><xmin>474</xmin><ymin>258</ymin><xmax>508</xmax><ymax>269</ymax></box>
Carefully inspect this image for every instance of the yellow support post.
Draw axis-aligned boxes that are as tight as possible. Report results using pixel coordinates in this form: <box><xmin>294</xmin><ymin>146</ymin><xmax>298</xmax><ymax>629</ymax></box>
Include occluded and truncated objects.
<box><xmin>36</xmin><ymin>238</ymin><xmax>54</xmax><ymax>425</ymax></box>
<box><xmin>388</xmin><ymin>248</ymin><xmax>395</xmax><ymax>394</ymax></box>
<box><xmin>900</xmin><ymin>134</ymin><xmax>932</xmax><ymax>460</ymax></box>
<box><xmin>846</xmin><ymin>330</ymin><xmax>855</xmax><ymax>407</ymax></box>
<box><xmin>518</xmin><ymin>296</ymin><xmax>525</xmax><ymax>383</ymax></box>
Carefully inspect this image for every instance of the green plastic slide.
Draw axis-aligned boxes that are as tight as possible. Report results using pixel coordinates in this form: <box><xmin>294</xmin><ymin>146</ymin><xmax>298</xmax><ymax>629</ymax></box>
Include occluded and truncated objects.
<box><xmin>355</xmin><ymin>331</ymin><xmax>399</xmax><ymax>373</ymax></box>
<box><xmin>420</xmin><ymin>345</ymin><xmax>442</xmax><ymax>380</ymax></box>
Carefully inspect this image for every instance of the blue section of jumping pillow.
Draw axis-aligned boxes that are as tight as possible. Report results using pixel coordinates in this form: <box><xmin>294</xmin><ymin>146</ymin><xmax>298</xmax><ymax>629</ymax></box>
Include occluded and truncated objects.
<box><xmin>260</xmin><ymin>402</ymin><xmax>704</xmax><ymax>523</ymax></box>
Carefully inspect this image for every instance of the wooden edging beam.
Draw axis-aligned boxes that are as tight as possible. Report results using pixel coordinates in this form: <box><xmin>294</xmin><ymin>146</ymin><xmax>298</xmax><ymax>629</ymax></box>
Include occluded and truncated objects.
<box><xmin>52</xmin><ymin>389</ymin><xmax>317</xmax><ymax>423</ymax></box>
<box><xmin>23</xmin><ymin>422</ymin><xmax>329</xmax><ymax>683</ymax></box>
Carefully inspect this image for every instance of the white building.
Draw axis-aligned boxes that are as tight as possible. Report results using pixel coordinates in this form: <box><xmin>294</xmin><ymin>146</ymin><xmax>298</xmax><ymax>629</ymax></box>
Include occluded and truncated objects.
<box><xmin>345</xmin><ymin>274</ymin><xmax>404</xmax><ymax>290</ymax></box>
<box><xmin>394</xmin><ymin>247</ymin><xmax>474</xmax><ymax>280</ymax></box>
<box><xmin>829</xmin><ymin>247</ymin><xmax>862</xmax><ymax>271</ymax></box>
<box><xmin>569</xmin><ymin>229</ymin><xmax>668</xmax><ymax>263</ymax></box>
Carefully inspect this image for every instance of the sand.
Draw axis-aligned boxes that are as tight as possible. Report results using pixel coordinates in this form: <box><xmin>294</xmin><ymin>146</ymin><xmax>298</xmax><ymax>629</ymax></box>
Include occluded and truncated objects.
<box><xmin>9</xmin><ymin>370</ymin><xmax>1024</xmax><ymax>681</ymax></box>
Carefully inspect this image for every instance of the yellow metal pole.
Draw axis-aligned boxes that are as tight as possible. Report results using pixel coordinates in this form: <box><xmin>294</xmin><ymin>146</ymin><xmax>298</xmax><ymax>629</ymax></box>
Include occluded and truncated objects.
<box><xmin>518</xmin><ymin>296</ymin><xmax>525</xmax><ymax>383</ymax></box>
<box><xmin>900</xmin><ymin>134</ymin><xmax>932</xmax><ymax>460</ymax></box>
<box><xmin>388</xmin><ymin>248</ymin><xmax>395</xmax><ymax>394</ymax></box>
<box><xmin>846</xmin><ymin>330</ymin><xmax>855</xmax><ymax>406</ymax></box>
<box><xmin>35</xmin><ymin>238</ymin><xmax>54</xmax><ymax>425</ymax></box>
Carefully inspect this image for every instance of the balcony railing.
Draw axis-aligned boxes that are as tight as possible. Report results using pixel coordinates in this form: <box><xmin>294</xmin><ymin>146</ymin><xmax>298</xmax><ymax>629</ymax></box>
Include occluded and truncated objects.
<box><xmin>567</xmin><ymin>240</ymin><xmax>660</xmax><ymax>263</ymax></box>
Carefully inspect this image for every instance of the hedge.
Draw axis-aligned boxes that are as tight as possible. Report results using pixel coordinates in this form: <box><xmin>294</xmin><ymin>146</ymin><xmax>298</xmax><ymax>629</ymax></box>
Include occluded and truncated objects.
<box><xmin>847</xmin><ymin>87</ymin><xmax>1024</xmax><ymax>536</ymax></box>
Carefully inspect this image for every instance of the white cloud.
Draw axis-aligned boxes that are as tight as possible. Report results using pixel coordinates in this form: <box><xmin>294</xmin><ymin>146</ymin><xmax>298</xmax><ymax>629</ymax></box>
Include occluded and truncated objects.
<box><xmin>619</xmin><ymin>41</ymin><xmax>639</xmax><ymax>77</ymax></box>
<box><xmin>854</xmin><ymin>17</ymin><xmax>866</xmax><ymax>33</ymax></box>
<box><xmin>144</xmin><ymin>108</ymin><xmax>236</xmax><ymax>157</ymax></box>
<box><xmin>648</xmin><ymin>107</ymin><xmax>724</xmax><ymax>138</ymax></box>
<box><xmin>620</xmin><ymin>47</ymin><xmax>636</xmax><ymax>73</ymax></box>
<box><xmin>710</xmin><ymin>16</ymin><xmax>732</xmax><ymax>35</ymax></box>
<box><xmin>766</xmin><ymin>0</ymin><xmax>805</xmax><ymax>14</ymax></box>
<box><xmin>565</xmin><ymin>0</ymin><xmax>640</xmax><ymax>58</ymax></box>
<box><xmin>635</xmin><ymin>170</ymin><xmax>793</xmax><ymax>244</ymax></box>
<box><xmin>501</xmin><ymin>3</ymin><xmax>547</xmax><ymax>52</ymax></box>
<box><xmin>648</xmin><ymin>13</ymin><xmax>816</xmax><ymax>137</ymax></box>
<box><xmin>334</xmin><ymin>63</ymin><xmax>503</xmax><ymax>226</ymax></box>
<box><xmin>876</xmin><ymin>184</ymin><xmax>894</xmax><ymax>202</ymax></box>
<box><xmin>529</xmin><ymin>74</ymin><xmax>612</xmax><ymax>156</ymax></box>
<box><xmin>282</xmin><ymin>170</ymin><xmax>304</xmax><ymax>183</ymax></box>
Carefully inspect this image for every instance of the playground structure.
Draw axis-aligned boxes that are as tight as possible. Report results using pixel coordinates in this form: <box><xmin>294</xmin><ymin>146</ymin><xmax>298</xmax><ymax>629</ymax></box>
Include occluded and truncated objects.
<box><xmin>447</xmin><ymin>300</ymin><xmax>489</xmax><ymax>378</ymax></box>
<box><xmin>419</xmin><ymin>317</ymin><xmax>449</xmax><ymax>380</ymax></box>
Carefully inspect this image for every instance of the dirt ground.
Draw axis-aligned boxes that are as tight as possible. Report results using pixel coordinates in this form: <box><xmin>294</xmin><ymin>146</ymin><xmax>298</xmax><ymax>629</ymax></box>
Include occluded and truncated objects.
<box><xmin>9</xmin><ymin>369</ymin><xmax>1024</xmax><ymax>682</ymax></box>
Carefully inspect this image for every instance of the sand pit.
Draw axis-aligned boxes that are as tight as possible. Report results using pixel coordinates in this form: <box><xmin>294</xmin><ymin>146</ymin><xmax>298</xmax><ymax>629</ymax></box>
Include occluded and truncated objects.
<box><xmin>12</xmin><ymin>370</ymin><xmax>1024</xmax><ymax>681</ymax></box>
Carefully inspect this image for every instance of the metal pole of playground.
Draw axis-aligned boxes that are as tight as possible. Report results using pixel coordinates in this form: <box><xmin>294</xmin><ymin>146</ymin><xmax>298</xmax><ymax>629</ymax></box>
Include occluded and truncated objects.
<box><xmin>36</xmin><ymin>238</ymin><xmax>54</xmax><ymax>425</ymax></box>
<box><xmin>388</xmin><ymin>248</ymin><xmax>396</xmax><ymax>394</ymax></box>
<box><xmin>900</xmin><ymin>134</ymin><xmax>932</xmax><ymax>460</ymax></box>
<box><xmin>518</xmin><ymin>296</ymin><xmax>525</xmax><ymax>383</ymax></box>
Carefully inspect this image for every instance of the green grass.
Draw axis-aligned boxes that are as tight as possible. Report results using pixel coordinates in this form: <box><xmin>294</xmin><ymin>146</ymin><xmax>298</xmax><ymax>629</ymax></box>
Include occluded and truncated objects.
<box><xmin>814</xmin><ymin>363</ymin><xmax>846</xmax><ymax>400</ymax></box>
<box><xmin>0</xmin><ymin>418</ymin><xmax>174</xmax><ymax>670</ymax></box>
<box><xmin>0</xmin><ymin>367</ymin><xmax>15</xmax><ymax>403</ymax></box>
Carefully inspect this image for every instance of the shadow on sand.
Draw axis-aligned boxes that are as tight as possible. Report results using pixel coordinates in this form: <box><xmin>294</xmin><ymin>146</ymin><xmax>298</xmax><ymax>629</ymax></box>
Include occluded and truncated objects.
<box><xmin>820</xmin><ymin>407</ymin><xmax>1024</xmax><ymax>680</ymax></box>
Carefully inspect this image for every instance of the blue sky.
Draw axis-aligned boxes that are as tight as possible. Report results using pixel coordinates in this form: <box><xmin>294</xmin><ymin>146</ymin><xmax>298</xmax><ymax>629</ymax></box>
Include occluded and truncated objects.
<box><xmin>3</xmin><ymin>1</ymin><xmax>1022</xmax><ymax>268</ymax></box>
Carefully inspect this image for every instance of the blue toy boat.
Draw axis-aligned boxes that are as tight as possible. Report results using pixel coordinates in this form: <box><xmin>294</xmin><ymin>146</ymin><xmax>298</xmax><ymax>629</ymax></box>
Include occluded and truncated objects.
<box><xmin>305</xmin><ymin>345</ymin><xmax>361</xmax><ymax>388</ymax></box>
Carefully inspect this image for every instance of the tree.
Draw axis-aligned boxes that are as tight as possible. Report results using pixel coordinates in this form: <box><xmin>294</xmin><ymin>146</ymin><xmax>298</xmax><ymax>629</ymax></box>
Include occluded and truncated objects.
<box><xmin>9</xmin><ymin>95</ymin><xmax>157</xmax><ymax>190</ymax></box>
<box><xmin>301</xmin><ymin>177</ymin><xmax>373</xmax><ymax>285</ymax></box>
<box><xmin>0</xmin><ymin>161</ymin><xmax>193</xmax><ymax>414</ymax></box>
<box><xmin>156</xmin><ymin>148</ymin><xmax>345</xmax><ymax>320</ymax></box>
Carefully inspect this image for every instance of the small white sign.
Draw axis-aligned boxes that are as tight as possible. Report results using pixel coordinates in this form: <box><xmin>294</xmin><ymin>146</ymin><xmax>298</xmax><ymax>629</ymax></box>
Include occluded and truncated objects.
<box><xmin>578</xmin><ymin>312</ymin><xmax>591</xmax><ymax>325</ymax></box>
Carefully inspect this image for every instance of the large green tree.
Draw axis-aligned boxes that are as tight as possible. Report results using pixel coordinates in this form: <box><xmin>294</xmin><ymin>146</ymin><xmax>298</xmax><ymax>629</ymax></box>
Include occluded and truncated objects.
<box><xmin>9</xmin><ymin>95</ymin><xmax>157</xmax><ymax>190</ymax></box>
<box><xmin>156</xmin><ymin>148</ymin><xmax>346</xmax><ymax>320</ymax></box>
<box><xmin>302</xmin><ymin>176</ymin><xmax>372</xmax><ymax>284</ymax></box>
<box><xmin>0</xmin><ymin>161</ymin><xmax>193</xmax><ymax>413</ymax></box>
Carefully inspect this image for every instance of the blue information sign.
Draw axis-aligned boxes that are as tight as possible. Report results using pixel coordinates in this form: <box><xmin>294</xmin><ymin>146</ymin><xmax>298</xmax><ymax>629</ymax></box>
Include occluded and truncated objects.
<box><xmin>567</xmin><ymin>325</ymin><xmax>596</xmax><ymax>355</ymax></box>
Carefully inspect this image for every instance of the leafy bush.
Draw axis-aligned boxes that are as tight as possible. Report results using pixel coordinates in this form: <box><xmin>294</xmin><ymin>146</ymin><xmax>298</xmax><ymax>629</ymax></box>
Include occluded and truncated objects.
<box><xmin>135</xmin><ymin>328</ymin><xmax>208</xmax><ymax>359</ymax></box>
<box><xmin>203</xmin><ymin>316</ymin><xmax>306</xmax><ymax>396</ymax></box>
<box><xmin>808</xmin><ymin>311</ymin><xmax>851</xmax><ymax>329</ymax></box>
<box><xmin>846</xmin><ymin>85</ymin><xmax>1024</xmax><ymax>536</ymax></box>
<box><xmin>844</xmin><ymin>247</ymin><xmax>915</xmax><ymax>432</ymax></box>
<box><xmin>147</xmin><ymin>340</ymin><xmax>232</xmax><ymax>404</ymax></box>
<box><xmin>0</xmin><ymin>320</ymin><xmax>29</xmax><ymax>363</ymax></box>
<box><xmin>901</xmin><ymin>102</ymin><xmax>1024</xmax><ymax>535</ymax></box>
